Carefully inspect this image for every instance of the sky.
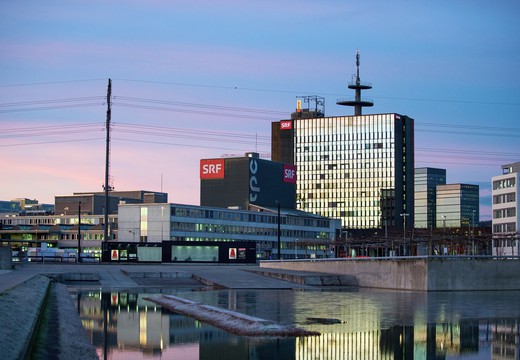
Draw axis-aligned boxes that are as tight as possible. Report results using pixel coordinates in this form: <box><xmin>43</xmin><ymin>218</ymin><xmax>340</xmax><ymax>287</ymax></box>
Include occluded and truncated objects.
<box><xmin>1</xmin><ymin>0</ymin><xmax>519</xmax><ymax>221</ymax></box>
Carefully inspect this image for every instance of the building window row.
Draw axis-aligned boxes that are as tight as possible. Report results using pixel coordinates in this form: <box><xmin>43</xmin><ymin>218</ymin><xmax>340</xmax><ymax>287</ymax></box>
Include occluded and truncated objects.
<box><xmin>493</xmin><ymin>193</ymin><xmax>516</xmax><ymax>204</ymax></box>
<box><xmin>493</xmin><ymin>178</ymin><xmax>516</xmax><ymax>190</ymax></box>
<box><xmin>493</xmin><ymin>208</ymin><xmax>516</xmax><ymax>219</ymax></box>
<box><xmin>173</xmin><ymin>222</ymin><xmax>327</xmax><ymax>240</ymax></box>
<box><xmin>493</xmin><ymin>223</ymin><xmax>517</xmax><ymax>233</ymax></box>
<box><xmin>171</xmin><ymin>206</ymin><xmax>330</xmax><ymax>229</ymax></box>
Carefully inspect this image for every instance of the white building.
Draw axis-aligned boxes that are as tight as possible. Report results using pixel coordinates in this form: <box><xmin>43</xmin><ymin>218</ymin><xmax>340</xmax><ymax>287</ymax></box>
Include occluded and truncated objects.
<box><xmin>492</xmin><ymin>162</ymin><xmax>520</xmax><ymax>256</ymax></box>
<box><xmin>118</xmin><ymin>202</ymin><xmax>341</xmax><ymax>260</ymax></box>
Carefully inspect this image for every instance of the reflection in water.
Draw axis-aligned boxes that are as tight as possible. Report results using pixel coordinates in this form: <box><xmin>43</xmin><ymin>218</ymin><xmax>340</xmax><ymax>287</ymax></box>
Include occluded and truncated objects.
<box><xmin>72</xmin><ymin>289</ymin><xmax>520</xmax><ymax>359</ymax></box>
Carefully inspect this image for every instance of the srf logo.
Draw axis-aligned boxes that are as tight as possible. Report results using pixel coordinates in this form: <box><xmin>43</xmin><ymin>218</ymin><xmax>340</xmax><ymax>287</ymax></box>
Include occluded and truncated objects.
<box><xmin>283</xmin><ymin>164</ymin><xmax>296</xmax><ymax>183</ymax></box>
<box><xmin>200</xmin><ymin>159</ymin><xmax>225</xmax><ymax>179</ymax></box>
<box><xmin>280</xmin><ymin>120</ymin><xmax>292</xmax><ymax>130</ymax></box>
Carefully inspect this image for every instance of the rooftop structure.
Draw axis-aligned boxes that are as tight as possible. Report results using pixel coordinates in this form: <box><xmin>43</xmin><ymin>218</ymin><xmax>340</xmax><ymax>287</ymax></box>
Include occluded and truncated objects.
<box><xmin>336</xmin><ymin>51</ymin><xmax>374</xmax><ymax>115</ymax></box>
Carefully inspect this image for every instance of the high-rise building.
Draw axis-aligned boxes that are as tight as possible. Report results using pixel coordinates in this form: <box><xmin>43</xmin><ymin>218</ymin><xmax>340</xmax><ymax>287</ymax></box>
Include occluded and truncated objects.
<box><xmin>491</xmin><ymin>162</ymin><xmax>520</xmax><ymax>256</ymax></box>
<box><xmin>436</xmin><ymin>184</ymin><xmax>479</xmax><ymax>229</ymax></box>
<box><xmin>414</xmin><ymin>168</ymin><xmax>446</xmax><ymax>229</ymax></box>
<box><xmin>272</xmin><ymin>53</ymin><xmax>414</xmax><ymax>232</ymax></box>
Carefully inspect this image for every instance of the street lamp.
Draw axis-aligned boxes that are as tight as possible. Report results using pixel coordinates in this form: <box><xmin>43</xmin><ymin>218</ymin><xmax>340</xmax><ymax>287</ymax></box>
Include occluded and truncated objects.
<box><xmin>472</xmin><ymin>210</ymin><xmax>476</xmax><ymax>254</ymax></box>
<box><xmin>400</xmin><ymin>213</ymin><xmax>409</xmax><ymax>255</ymax></box>
<box><xmin>77</xmin><ymin>201</ymin><xmax>82</xmax><ymax>263</ymax></box>
<box><xmin>442</xmin><ymin>215</ymin><xmax>446</xmax><ymax>255</ymax></box>
<box><xmin>276</xmin><ymin>201</ymin><xmax>281</xmax><ymax>260</ymax></box>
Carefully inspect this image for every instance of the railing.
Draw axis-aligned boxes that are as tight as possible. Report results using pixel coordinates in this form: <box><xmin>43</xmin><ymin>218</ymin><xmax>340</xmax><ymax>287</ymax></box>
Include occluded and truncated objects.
<box><xmin>265</xmin><ymin>255</ymin><xmax>520</xmax><ymax>262</ymax></box>
<box><xmin>336</xmin><ymin>97</ymin><xmax>374</xmax><ymax>104</ymax></box>
<box><xmin>12</xmin><ymin>254</ymin><xmax>101</xmax><ymax>264</ymax></box>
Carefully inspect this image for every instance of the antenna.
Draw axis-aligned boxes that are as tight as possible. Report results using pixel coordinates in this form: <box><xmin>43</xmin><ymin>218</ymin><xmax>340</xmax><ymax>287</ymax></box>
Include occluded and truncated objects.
<box><xmin>336</xmin><ymin>51</ymin><xmax>374</xmax><ymax>115</ymax></box>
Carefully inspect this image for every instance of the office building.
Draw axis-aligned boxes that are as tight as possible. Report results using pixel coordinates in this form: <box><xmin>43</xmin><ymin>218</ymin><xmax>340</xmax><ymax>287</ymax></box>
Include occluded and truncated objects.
<box><xmin>272</xmin><ymin>53</ymin><xmax>414</xmax><ymax>231</ymax></box>
<box><xmin>118</xmin><ymin>202</ymin><xmax>341</xmax><ymax>260</ymax></box>
<box><xmin>200</xmin><ymin>152</ymin><xmax>296</xmax><ymax>210</ymax></box>
<box><xmin>414</xmin><ymin>168</ymin><xmax>446</xmax><ymax>229</ymax></box>
<box><xmin>436</xmin><ymin>184</ymin><xmax>479</xmax><ymax>228</ymax></box>
<box><xmin>492</xmin><ymin>162</ymin><xmax>520</xmax><ymax>256</ymax></box>
<box><xmin>55</xmin><ymin>190</ymin><xmax>167</xmax><ymax>215</ymax></box>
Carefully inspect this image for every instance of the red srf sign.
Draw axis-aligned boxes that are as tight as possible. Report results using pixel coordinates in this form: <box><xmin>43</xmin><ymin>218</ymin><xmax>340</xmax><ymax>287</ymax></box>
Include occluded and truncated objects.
<box><xmin>280</xmin><ymin>120</ymin><xmax>292</xmax><ymax>130</ymax></box>
<box><xmin>200</xmin><ymin>159</ymin><xmax>225</xmax><ymax>179</ymax></box>
<box><xmin>283</xmin><ymin>164</ymin><xmax>296</xmax><ymax>183</ymax></box>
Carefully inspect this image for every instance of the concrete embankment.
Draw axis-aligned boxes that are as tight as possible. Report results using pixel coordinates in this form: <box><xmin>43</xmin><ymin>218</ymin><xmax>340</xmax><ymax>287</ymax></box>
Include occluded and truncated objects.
<box><xmin>0</xmin><ymin>275</ymin><xmax>50</xmax><ymax>360</ymax></box>
<box><xmin>0</xmin><ymin>275</ymin><xmax>98</xmax><ymax>360</ymax></box>
<box><xmin>260</xmin><ymin>257</ymin><xmax>520</xmax><ymax>291</ymax></box>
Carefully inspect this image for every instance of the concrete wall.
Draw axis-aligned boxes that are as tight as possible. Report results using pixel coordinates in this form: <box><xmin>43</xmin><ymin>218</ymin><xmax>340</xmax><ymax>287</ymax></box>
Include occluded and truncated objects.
<box><xmin>427</xmin><ymin>258</ymin><xmax>520</xmax><ymax>291</ymax></box>
<box><xmin>260</xmin><ymin>257</ymin><xmax>520</xmax><ymax>291</ymax></box>
<box><xmin>0</xmin><ymin>246</ymin><xmax>12</xmax><ymax>270</ymax></box>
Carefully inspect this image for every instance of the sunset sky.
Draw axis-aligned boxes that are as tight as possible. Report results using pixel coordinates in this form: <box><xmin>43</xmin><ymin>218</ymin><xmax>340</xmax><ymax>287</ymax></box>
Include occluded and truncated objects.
<box><xmin>1</xmin><ymin>0</ymin><xmax>520</xmax><ymax>221</ymax></box>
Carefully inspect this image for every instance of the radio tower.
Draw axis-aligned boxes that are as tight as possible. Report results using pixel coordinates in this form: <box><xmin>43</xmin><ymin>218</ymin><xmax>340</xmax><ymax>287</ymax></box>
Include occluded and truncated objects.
<box><xmin>336</xmin><ymin>50</ymin><xmax>373</xmax><ymax>115</ymax></box>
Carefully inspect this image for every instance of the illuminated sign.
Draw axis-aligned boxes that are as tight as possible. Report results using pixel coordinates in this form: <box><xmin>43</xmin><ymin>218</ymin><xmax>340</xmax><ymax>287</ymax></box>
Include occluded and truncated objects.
<box><xmin>229</xmin><ymin>248</ymin><xmax>237</xmax><ymax>260</ymax></box>
<box><xmin>249</xmin><ymin>158</ymin><xmax>260</xmax><ymax>202</ymax></box>
<box><xmin>111</xmin><ymin>249</ymin><xmax>119</xmax><ymax>261</ymax></box>
<box><xmin>283</xmin><ymin>164</ymin><xmax>296</xmax><ymax>183</ymax></box>
<box><xmin>280</xmin><ymin>120</ymin><xmax>292</xmax><ymax>130</ymax></box>
<box><xmin>200</xmin><ymin>159</ymin><xmax>225</xmax><ymax>179</ymax></box>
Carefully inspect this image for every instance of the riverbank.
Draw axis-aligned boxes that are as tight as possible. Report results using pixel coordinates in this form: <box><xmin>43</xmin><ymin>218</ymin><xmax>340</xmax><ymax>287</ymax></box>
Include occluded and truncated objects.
<box><xmin>0</xmin><ymin>275</ymin><xmax>98</xmax><ymax>360</ymax></box>
<box><xmin>0</xmin><ymin>263</ymin><xmax>335</xmax><ymax>359</ymax></box>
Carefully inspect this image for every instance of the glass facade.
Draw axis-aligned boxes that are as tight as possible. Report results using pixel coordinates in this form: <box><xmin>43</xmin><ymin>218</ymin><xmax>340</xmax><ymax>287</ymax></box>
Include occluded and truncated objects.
<box><xmin>414</xmin><ymin>168</ymin><xmax>446</xmax><ymax>229</ymax></box>
<box><xmin>293</xmin><ymin>113</ymin><xmax>414</xmax><ymax>230</ymax></box>
<box><xmin>436</xmin><ymin>184</ymin><xmax>479</xmax><ymax>228</ymax></box>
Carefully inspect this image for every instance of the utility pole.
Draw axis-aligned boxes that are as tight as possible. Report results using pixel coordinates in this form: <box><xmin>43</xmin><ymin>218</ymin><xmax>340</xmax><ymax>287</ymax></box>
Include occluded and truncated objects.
<box><xmin>103</xmin><ymin>79</ymin><xmax>112</xmax><ymax>261</ymax></box>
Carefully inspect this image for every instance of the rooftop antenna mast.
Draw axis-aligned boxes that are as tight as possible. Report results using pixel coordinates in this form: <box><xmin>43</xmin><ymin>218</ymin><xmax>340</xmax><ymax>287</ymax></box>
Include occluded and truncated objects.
<box><xmin>336</xmin><ymin>50</ymin><xmax>374</xmax><ymax>115</ymax></box>
<box><xmin>103</xmin><ymin>79</ymin><xmax>112</xmax><ymax>259</ymax></box>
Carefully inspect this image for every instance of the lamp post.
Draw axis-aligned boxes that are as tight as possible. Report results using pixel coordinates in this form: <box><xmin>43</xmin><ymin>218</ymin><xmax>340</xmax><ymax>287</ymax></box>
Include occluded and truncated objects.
<box><xmin>400</xmin><ymin>213</ymin><xmax>409</xmax><ymax>256</ymax></box>
<box><xmin>442</xmin><ymin>215</ymin><xmax>446</xmax><ymax>255</ymax></box>
<box><xmin>276</xmin><ymin>201</ymin><xmax>281</xmax><ymax>260</ymax></box>
<box><xmin>472</xmin><ymin>210</ymin><xmax>476</xmax><ymax>255</ymax></box>
<box><xmin>77</xmin><ymin>201</ymin><xmax>82</xmax><ymax>263</ymax></box>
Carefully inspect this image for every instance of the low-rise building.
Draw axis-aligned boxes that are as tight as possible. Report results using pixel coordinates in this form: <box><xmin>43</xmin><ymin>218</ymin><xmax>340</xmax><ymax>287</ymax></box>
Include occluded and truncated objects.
<box><xmin>118</xmin><ymin>202</ymin><xmax>341</xmax><ymax>261</ymax></box>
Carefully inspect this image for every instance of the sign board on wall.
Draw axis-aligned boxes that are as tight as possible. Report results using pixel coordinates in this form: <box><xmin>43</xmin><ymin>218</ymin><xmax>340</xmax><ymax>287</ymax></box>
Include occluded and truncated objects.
<box><xmin>283</xmin><ymin>164</ymin><xmax>296</xmax><ymax>183</ymax></box>
<box><xmin>200</xmin><ymin>159</ymin><xmax>225</xmax><ymax>179</ymax></box>
<box><xmin>280</xmin><ymin>120</ymin><xmax>292</xmax><ymax>130</ymax></box>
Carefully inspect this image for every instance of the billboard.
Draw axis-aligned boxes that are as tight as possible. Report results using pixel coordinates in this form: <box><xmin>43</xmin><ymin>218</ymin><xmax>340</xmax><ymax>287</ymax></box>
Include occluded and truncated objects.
<box><xmin>200</xmin><ymin>159</ymin><xmax>225</xmax><ymax>179</ymax></box>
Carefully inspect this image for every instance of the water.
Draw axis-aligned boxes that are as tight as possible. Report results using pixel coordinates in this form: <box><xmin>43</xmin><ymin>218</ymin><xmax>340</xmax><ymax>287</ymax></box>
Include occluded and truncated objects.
<box><xmin>72</xmin><ymin>288</ymin><xmax>520</xmax><ymax>359</ymax></box>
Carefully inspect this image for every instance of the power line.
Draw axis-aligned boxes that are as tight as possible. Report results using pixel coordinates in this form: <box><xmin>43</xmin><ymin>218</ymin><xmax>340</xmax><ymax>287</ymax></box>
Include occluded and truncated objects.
<box><xmin>112</xmin><ymin>137</ymin><xmax>267</xmax><ymax>152</ymax></box>
<box><xmin>0</xmin><ymin>138</ymin><xmax>103</xmax><ymax>147</ymax></box>
<box><xmin>113</xmin><ymin>102</ymin><xmax>278</xmax><ymax>121</ymax></box>
<box><xmin>112</xmin><ymin>77</ymin><xmax>520</xmax><ymax>106</ymax></box>
<box><xmin>114</xmin><ymin>96</ymin><xmax>286</xmax><ymax>115</ymax></box>
<box><xmin>0</xmin><ymin>78</ymin><xmax>107</xmax><ymax>87</ymax></box>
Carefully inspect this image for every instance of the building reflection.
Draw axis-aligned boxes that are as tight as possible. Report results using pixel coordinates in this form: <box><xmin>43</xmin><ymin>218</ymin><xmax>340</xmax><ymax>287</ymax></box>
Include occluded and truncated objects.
<box><xmin>73</xmin><ymin>290</ymin><xmax>520</xmax><ymax>360</ymax></box>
